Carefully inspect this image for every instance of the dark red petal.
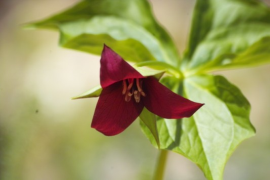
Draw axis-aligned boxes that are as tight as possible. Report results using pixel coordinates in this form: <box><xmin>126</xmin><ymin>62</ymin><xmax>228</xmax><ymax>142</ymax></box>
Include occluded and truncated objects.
<box><xmin>143</xmin><ymin>77</ymin><xmax>204</xmax><ymax>119</ymax></box>
<box><xmin>91</xmin><ymin>81</ymin><xmax>144</xmax><ymax>136</ymax></box>
<box><xmin>100</xmin><ymin>45</ymin><xmax>144</xmax><ymax>88</ymax></box>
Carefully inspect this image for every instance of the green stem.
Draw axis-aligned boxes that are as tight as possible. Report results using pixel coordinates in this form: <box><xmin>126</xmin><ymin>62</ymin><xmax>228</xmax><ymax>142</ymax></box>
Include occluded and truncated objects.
<box><xmin>153</xmin><ymin>150</ymin><xmax>168</xmax><ymax>180</ymax></box>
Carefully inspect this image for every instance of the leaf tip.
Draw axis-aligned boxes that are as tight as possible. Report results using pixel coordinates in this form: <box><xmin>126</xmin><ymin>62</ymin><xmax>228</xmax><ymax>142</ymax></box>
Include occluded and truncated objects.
<box><xmin>71</xmin><ymin>95</ymin><xmax>85</xmax><ymax>100</ymax></box>
<box><xmin>22</xmin><ymin>23</ymin><xmax>37</xmax><ymax>30</ymax></box>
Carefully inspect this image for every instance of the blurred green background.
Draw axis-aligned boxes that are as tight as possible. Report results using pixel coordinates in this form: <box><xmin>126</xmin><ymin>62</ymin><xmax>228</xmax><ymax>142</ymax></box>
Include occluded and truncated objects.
<box><xmin>1</xmin><ymin>0</ymin><xmax>270</xmax><ymax>179</ymax></box>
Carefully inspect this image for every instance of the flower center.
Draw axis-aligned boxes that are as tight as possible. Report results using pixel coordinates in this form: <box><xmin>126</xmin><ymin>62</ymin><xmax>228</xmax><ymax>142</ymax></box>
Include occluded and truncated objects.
<box><xmin>122</xmin><ymin>78</ymin><xmax>146</xmax><ymax>103</ymax></box>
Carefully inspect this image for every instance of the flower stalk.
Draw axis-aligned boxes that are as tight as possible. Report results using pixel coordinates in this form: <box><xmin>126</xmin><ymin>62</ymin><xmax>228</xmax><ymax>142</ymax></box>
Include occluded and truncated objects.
<box><xmin>153</xmin><ymin>150</ymin><xmax>168</xmax><ymax>180</ymax></box>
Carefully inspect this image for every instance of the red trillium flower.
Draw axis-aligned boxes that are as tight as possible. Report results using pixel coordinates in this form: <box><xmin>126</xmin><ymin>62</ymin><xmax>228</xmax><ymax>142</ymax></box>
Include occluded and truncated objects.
<box><xmin>82</xmin><ymin>45</ymin><xmax>203</xmax><ymax>136</ymax></box>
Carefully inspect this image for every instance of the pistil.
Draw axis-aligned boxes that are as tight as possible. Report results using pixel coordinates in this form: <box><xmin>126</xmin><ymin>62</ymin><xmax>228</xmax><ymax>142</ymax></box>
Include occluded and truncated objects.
<box><xmin>122</xmin><ymin>78</ymin><xmax>146</xmax><ymax>103</ymax></box>
<box><xmin>134</xmin><ymin>90</ymin><xmax>140</xmax><ymax>103</ymax></box>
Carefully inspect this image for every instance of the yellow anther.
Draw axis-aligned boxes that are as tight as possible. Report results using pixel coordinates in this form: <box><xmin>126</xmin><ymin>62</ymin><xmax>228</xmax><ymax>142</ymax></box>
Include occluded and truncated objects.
<box><xmin>140</xmin><ymin>91</ymin><xmax>146</xmax><ymax>97</ymax></box>
<box><xmin>128</xmin><ymin>91</ymin><xmax>133</xmax><ymax>96</ymax></box>
<box><xmin>134</xmin><ymin>90</ymin><xmax>140</xmax><ymax>103</ymax></box>
<box><xmin>125</xmin><ymin>93</ymin><xmax>131</xmax><ymax>102</ymax></box>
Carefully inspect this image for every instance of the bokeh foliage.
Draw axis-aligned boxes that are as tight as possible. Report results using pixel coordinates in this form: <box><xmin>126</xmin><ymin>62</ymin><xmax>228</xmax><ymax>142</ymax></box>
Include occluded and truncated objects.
<box><xmin>25</xmin><ymin>0</ymin><xmax>270</xmax><ymax>179</ymax></box>
<box><xmin>1</xmin><ymin>1</ymin><xmax>269</xmax><ymax>179</ymax></box>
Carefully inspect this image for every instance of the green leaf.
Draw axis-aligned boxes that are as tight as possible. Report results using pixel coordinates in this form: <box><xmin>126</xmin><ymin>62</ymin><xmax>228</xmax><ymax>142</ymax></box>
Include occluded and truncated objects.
<box><xmin>134</xmin><ymin>66</ymin><xmax>164</xmax><ymax>80</ymax></box>
<box><xmin>141</xmin><ymin>74</ymin><xmax>255</xmax><ymax>180</ymax></box>
<box><xmin>224</xmin><ymin>37</ymin><xmax>270</xmax><ymax>69</ymax></box>
<box><xmin>26</xmin><ymin>0</ymin><xmax>180</xmax><ymax>65</ymax></box>
<box><xmin>139</xmin><ymin>108</ymin><xmax>160</xmax><ymax>148</ymax></box>
<box><xmin>135</xmin><ymin>61</ymin><xmax>183</xmax><ymax>78</ymax></box>
<box><xmin>183</xmin><ymin>0</ymin><xmax>270</xmax><ymax>72</ymax></box>
<box><xmin>72</xmin><ymin>85</ymin><xmax>102</xmax><ymax>99</ymax></box>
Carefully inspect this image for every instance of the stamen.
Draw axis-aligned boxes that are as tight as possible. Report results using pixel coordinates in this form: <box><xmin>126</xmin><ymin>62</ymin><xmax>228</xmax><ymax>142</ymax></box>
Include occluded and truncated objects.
<box><xmin>136</xmin><ymin>78</ymin><xmax>146</xmax><ymax>97</ymax></box>
<box><xmin>134</xmin><ymin>90</ymin><xmax>140</xmax><ymax>103</ymax></box>
<box><xmin>128</xmin><ymin>90</ymin><xmax>133</xmax><ymax>96</ymax></box>
<box><xmin>136</xmin><ymin>79</ymin><xmax>142</xmax><ymax>91</ymax></box>
<box><xmin>122</xmin><ymin>80</ymin><xmax>127</xmax><ymax>95</ymax></box>
<box><xmin>123</xmin><ymin>78</ymin><xmax>146</xmax><ymax>102</ymax></box>
<box><xmin>125</xmin><ymin>92</ymin><xmax>131</xmax><ymax>102</ymax></box>
<box><xmin>127</xmin><ymin>79</ymin><xmax>134</xmax><ymax>90</ymax></box>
